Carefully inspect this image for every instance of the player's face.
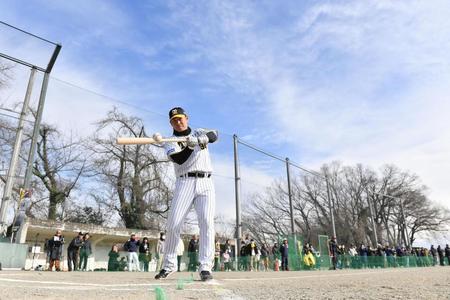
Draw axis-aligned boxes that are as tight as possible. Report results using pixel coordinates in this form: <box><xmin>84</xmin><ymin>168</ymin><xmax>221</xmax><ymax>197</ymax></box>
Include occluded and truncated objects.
<box><xmin>170</xmin><ymin>115</ymin><xmax>189</xmax><ymax>132</ymax></box>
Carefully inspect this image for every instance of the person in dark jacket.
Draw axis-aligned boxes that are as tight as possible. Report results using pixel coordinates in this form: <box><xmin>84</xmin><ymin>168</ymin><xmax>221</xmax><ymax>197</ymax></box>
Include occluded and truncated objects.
<box><xmin>437</xmin><ymin>245</ymin><xmax>445</xmax><ymax>266</ymax></box>
<box><xmin>445</xmin><ymin>244</ymin><xmax>450</xmax><ymax>266</ymax></box>
<box><xmin>139</xmin><ymin>237</ymin><xmax>151</xmax><ymax>272</ymax></box>
<box><xmin>430</xmin><ymin>245</ymin><xmax>438</xmax><ymax>266</ymax></box>
<box><xmin>329</xmin><ymin>237</ymin><xmax>338</xmax><ymax>270</ymax></box>
<box><xmin>187</xmin><ymin>235</ymin><xmax>199</xmax><ymax>271</ymax></box>
<box><xmin>260</xmin><ymin>244</ymin><xmax>269</xmax><ymax>271</ymax></box>
<box><xmin>108</xmin><ymin>244</ymin><xmax>120</xmax><ymax>271</ymax></box>
<box><xmin>47</xmin><ymin>230</ymin><xmax>64</xmax><ymax>271</ymax></box>
<box><xmin>67</xmin><ymin>232</ymin><xmax>83</xmax><ymax>271</ymax></box>
<box><xmin>246</xmin><ymin>239</ymin><xmax>259</xmax><ymax>271</ymax></box>
<box><xmin>79</xmin><ymin>233</ymin><xmax>92</xmax><ymax>271</ymax></box>
<box><xmin>124</xmin><ymin>234</ymin><xmax>140</xmax><ymax>271</ymax></box>
<box><xmin>280</xmin><ymin>239</ymin><xmax>289</xmax><ymax>271</ymax></box>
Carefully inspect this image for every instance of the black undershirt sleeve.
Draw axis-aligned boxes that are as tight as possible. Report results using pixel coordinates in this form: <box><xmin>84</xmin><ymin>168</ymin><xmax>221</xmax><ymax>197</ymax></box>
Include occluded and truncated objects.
<box><xmin>169</xmin><ymin>147</ymin><xmax>193</xmax><ymax>165</ymax></box>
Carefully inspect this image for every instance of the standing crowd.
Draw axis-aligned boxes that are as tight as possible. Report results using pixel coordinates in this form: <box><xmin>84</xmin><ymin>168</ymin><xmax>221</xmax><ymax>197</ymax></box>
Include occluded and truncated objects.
<box><xmin>44</xmin><ymin>229</ymin><xmax>450</xmax><ymax>272</ymax></box>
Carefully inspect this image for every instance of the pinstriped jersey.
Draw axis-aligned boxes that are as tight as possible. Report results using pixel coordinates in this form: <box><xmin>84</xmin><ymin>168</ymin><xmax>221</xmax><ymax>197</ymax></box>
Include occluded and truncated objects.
<box><xmin>163</xmin><ymin>128</ymin><xmax>216</xmax><ymax>177</ymax></box>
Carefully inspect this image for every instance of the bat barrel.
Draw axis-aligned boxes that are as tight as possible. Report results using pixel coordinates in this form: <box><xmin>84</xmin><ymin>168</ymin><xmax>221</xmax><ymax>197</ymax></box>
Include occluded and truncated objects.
<box><xmin>116</xmin><ymin>136</ymin><xmax>188</xmax><ymax>145</ymax></box>
<box><xmin>116</xmin><ymin>137</ymin><xmax>155</xmax><ymax>145</ymax></box>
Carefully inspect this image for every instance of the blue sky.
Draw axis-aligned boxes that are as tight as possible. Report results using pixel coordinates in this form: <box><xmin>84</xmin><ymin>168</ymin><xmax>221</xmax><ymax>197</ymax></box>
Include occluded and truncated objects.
<box><xmin>1</xmin><ymin>0</ymin><xmax>450</xmax><ymax>221</ymax></box>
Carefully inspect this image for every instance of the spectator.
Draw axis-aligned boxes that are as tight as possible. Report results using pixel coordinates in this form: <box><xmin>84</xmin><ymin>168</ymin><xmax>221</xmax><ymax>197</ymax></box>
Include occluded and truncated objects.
<box><xmin>247</xmin><ymin>239</ymin><xmax>259</xmax><ymax>271</ymax></box>
<box><xmin>445</xmin><ymin>244</ymin><xmax>450</xmax><ymax>266</ymax></box>
<box><xmin>214</xmin><ymin>240</ymin><xmax>221</xmax><ymax>271</ymax></box>
<box><xmin>280</xmin><ymin>239</ymin><xmax>289</xmax><ymax>271</ymax></box>
<box><xmin>176</xmin><ymin>238</ymin><xmax>184</xmax><ymax>272</ymax></box>
<box><xmin>385</xmin><ymin>245</ymin><xmax>394</xmax><ymax>268</ymax></box>
<box><xmin>359</xmin><ymin>244</ymin><xmax>368</xmax><ymax>268</ymax></box>
<box><xmin>349</xmin><ymin>244</ymin><xmax>358</xmax><ymax>268</ymax></box>
<box><xmin>437</xmin><ymin>245</ymin><xmax>445</xmax><ymax>266</ymax></box>
<box><xmin>255</xmin><ymin>245</ymin><xmax>261</xmax><ymax>271</ymax></box>
<box><xmin>108</xmin><ymin>245</ymin><xmax>120</xmax><ymax>271</ymax></box>
<box><xmin>118</xmin><ymin>257</ymin><xmax>127</xmax><ymax>271</ymax></box>
<box><xmin>46</xmin><ymin>230</ymin><xmax>64</xmax><ymax>271</ymax></box>
<box><xmin>79</xmin><ymin>233</ymin><xmax>92</xmax><ymax>271</ymax></box>
<box><xmin>139</xmin><ymin>237</ymin><xmax>150</xmax><ymax>272</ymax></box>
<box><xmin>430</xmin><ymin>245</ymin><xmax>437</xmax><ymax>266</ymax></box>
<box><xmin>260</xmin><ymin>244</ymin><xmax>269</xmax><ymax>271</ymax></box>
<box><xmin>328</xmin><ymin>237</ymin><xmax>338</xmax><ymax>270</ymax></box>
<box><xmin>155</xmin><ymin>232</ymin><xmax>165</xmax><ymax>272</ymax></box>
<box><xmin>187</xmin><ymin>235</ymin><xmax>199</xmax><ymax>271</ymax></box>
<box><xmin>67</xmin><ymin>232</ymin><xmax>83</xmax><ymax>272</ymax></box>
<box><xmin>240</xmin><ymin>245</ymin><xmax>248</xmax><ymax>271</ymax></box>
<box><xmin>223</xmin><ymin>240</ymin><xmax>233</xmax><ymax>271</ymax></box>
<box><xmin>272</xmin><ymin>242</ymin><xmax>280</xmax><ymax>271</ymax></box>
<box><xmin>303</xmin><ymin>242</ymin><xmax>316</xmax><ymax>269</ymax></box>
<box><xmin>124</xmin><ymin>233</ymin><xmax>140</xmax><ymax>272</ymax></box>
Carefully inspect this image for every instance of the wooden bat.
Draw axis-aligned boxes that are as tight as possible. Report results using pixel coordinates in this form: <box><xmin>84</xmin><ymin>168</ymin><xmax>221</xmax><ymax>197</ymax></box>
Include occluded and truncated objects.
<box><xmin>116</xmin><ymin>136</ymin><xmax>188</xmax><ymax>145</ymax></box>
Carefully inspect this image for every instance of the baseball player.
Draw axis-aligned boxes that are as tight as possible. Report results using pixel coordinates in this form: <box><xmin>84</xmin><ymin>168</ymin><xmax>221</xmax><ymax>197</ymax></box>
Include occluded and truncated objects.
<box><xmin>154</xmin><ymin>107</ymin><xmax>218</xmax><ymax>281</ymax></box>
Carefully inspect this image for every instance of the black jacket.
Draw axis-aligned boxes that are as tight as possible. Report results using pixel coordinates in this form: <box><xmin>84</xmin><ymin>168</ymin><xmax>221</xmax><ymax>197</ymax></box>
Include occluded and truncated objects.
<box><xmin>188</xmin><ymin>239</ymin><xmax>198</xmax><ymax>253</ymax></box>
<box><xmin>68</xmin><ymin>237</ymin><xmax>83</xmax><ymax>251</ymax></box>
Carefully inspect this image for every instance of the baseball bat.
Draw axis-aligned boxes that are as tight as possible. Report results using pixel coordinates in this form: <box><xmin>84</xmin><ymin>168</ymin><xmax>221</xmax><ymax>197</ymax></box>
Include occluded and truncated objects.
<box><xmin>116</xmin><ymin>136</ymin><xmax>188</xmax><ymax>145</ymax></box>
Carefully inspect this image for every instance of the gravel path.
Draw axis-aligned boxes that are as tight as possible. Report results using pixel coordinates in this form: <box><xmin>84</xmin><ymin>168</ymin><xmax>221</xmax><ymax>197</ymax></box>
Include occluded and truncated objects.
<box><xmin>0</xmin><ymin>267</ymin><xmax>449</xmax><ymax>299</ymax></box>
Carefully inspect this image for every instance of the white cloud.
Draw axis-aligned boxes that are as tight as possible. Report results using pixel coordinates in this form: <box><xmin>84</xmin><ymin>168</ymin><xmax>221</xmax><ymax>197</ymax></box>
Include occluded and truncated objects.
<box><xmin>159</xmin><ymin>0</ymin><xmax>450</xmax><ymax>208</ymax></box>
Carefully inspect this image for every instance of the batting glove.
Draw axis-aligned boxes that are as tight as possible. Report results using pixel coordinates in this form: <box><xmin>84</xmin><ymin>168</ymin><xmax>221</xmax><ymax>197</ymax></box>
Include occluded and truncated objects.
<box><xmin>186</xmin><ymin>135</ymin><xmax>198</xmax><ymax>149</ymax></box>
<box><xmin>197</xmin><ymin>134</ymin><xmax>209</xmax><ymax>146</ymax></box>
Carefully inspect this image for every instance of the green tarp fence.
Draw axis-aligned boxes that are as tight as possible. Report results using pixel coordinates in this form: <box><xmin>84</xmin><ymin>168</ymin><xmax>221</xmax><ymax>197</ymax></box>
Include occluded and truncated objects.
<box><xmin>0</xmin><ymin>242</ymin><xmax>28</xmax><ymax>269</ymax></box>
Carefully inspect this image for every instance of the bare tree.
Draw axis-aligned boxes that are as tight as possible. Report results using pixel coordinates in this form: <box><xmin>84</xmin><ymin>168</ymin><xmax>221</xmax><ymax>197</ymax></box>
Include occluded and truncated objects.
<box><xmin>90</xmin><ymin>109</ymin><xmax>172</xmax><ymax>229</ymax></box>
<box><xmin>0</xmin><ymin>60</ymin><xmax>14</xmax><ymax>88</ymax></box>
<box><xmin>32</xmin><ymin>124</ymin><xmax>88</xmax><ymax>220</ymax></box>
<box><xmin>243</xmin><ymin>162</ymin><xmax>450</xmax><ymax>248</ymax></box>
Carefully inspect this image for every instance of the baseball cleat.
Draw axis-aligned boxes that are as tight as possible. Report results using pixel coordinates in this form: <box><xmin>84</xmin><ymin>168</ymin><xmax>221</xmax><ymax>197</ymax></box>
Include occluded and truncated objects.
<box><xmin>200</xmin><ymin>270</ymin><xmax>213</xmax><ymax>281</ymax></box>
<box><xmin>155</xmin><ymin>269</ymin><xmax>174</xmax><ymax>279</ymax></box>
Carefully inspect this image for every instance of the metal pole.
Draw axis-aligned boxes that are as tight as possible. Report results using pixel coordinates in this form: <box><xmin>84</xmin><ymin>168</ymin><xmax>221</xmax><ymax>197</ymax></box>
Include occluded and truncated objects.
<box><xmin>23</xmin><ymin>72</ymin><xmax>50</xmax><ymax>190</ymax></box>
<box><xmin>233</xmin><ymin>135</ymin><xmax>242</xmax><ymax>265</ymax></box>
<box><xmin>325</xmin><ymin>173</ymin><xmax>337</xmax><ymax>240</ymax></box>
<box><xmin>366</xmin><ymin>191</ymin><xmax>379</xmax><ymax>246</ymax></box>
<box><xmin>0</xmin><ymin>67</ymin><xmax>37</xmax><ymax>230</ymax></box>
<box><xmin>285</xmin><ymin>158</ymin><xmax>295</xmax><ymax>235</ymax></box>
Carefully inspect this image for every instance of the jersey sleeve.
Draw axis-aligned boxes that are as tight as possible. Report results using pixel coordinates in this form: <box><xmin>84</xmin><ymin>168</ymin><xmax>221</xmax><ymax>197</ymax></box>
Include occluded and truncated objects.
<box><xmin>164</xmin><ymin>141</ymin><xmax>193</xmax><ymax>165</ymax></box>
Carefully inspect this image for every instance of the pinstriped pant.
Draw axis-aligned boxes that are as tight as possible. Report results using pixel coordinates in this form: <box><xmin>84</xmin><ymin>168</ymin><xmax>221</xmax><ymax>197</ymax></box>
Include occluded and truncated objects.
<box><xmin>163</xmin><ymin>176</ymin><xmax>215</xmax><ymax>272</ymax></box>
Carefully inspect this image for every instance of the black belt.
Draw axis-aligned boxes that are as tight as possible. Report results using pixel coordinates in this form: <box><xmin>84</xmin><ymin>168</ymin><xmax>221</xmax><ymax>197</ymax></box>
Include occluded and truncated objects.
<box><xmin>180</xmin><ymin>172</ymin><xmax>211</xmax><ymax>178</ymax></box>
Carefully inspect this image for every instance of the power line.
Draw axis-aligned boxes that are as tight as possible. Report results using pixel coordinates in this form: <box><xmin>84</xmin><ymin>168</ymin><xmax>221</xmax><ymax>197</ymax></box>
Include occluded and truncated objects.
<box><xmin>0</xmin><ymin>107</ymin><xmax>21</xmax><ymax>115</ymax></box>
<box><xmin>236</xmin><ymin>136</ymin><xmax>323</xmax><ymax>178</ymax></box>
<box><xmin>0</xmin><ymin>20</ymin><xmax>58</xmax><ymax>46</ymax></box>
<box><xmin>50</xmin><ymin>76</ymin><xmax>167</xmax><ymax>119</ymax></box>
<box><xmin>0</xmin><ymin>111</ymin><xmax>34</xmax><ymax>124</ymax></box>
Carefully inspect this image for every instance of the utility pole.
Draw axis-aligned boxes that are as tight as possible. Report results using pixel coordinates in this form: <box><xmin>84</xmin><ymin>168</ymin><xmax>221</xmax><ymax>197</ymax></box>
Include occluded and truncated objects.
<box><xmin>285</xmin><ymin>158</ymin><xmax>295</xmax><ymax>235</ymax></box>
<box><xmin>233</xmin><ymin>135</ymin><xmax>242</xmax><ymax>267</ymax></box>
<box><xmin>325</xmin><ymin>173</ymin><xmax>337</xmax><ymax>240</ymax></box>
<box><xmin>366</xmin><ymin>189</ymin><xmax>379</xmax><ymax>247</ymax></box>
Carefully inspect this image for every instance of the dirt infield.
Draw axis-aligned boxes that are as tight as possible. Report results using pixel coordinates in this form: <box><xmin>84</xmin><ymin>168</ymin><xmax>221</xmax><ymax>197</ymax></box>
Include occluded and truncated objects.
<box><xmin>0</xmin><ymin>267</ymin><xmax>449</xmax><ymax>300</ymax></box>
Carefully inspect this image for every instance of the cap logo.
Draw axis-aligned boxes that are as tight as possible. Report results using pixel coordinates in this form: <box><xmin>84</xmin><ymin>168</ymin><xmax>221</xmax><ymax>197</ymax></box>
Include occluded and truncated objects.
<box><xmin>172</xmin><ymin>109</ymin><xmax>178</xmax><ymax>114</ymax></box>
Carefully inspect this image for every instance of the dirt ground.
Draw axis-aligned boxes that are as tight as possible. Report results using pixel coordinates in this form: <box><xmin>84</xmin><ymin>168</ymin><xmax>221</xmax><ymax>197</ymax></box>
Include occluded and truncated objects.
<box><xmin>0</xmin><ymin>267</ymin><xmax>449</xmax><ymax>300</ymax></box>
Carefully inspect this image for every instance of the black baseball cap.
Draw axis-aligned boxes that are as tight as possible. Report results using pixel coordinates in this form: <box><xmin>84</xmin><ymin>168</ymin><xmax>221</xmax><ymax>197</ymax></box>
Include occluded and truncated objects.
<box><xmin>169</xmin><ymin>107</ymin><xmax>187</xmax><ymax>120</ymax></box>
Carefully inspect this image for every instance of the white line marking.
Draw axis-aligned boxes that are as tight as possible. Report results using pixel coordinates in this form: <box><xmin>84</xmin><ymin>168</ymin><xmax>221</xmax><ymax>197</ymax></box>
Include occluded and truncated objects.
<box><xmin>0</xmin><ymin>284</ymin><xmax>156</xmax><ymax>292</ymax></box>
<box><xmin>0</xmin><ymin>277</ymin><xmax>172</xmax><ymax>287</ymax></box>
<box><xmin>221</xmin><ymin>269</ymin><xmax>404</xmax><ymax>281</ymax></box>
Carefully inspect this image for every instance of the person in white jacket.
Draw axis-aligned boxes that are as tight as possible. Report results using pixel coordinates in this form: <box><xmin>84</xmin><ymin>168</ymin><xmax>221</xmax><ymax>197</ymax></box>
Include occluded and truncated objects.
<box><xmin>176</xmin><ymin>238</ymin><xmax>185</xmax><ymax>272</ymax></box>
<box><xmin>156</xmin><ymin>232</ymin><xmax>165</xmax><ymax>271</ymax></box>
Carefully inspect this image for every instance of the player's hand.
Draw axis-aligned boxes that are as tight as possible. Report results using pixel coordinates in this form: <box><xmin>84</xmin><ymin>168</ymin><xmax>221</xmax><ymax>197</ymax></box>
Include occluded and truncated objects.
<box><xmin>197</xmin><ymin>134</ymin><xmax>209</xmax><ymax>146</ymax></box>
<box><xmin>153</xmin><ymin>133</ymin><xmax>163</xmax><ymax>144</ymax></box>
<box><xmin>186</xmin><ymin>135</ymin><xmax>198</xmax><ymax>149</ymax></box>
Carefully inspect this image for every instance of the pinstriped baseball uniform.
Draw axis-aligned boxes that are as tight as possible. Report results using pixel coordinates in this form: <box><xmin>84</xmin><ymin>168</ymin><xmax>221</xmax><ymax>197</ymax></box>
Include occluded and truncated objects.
<box><xmin>162</xmin><ymin>127</ymin><xmax>217</xmax><ymax>273</ymax></box>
